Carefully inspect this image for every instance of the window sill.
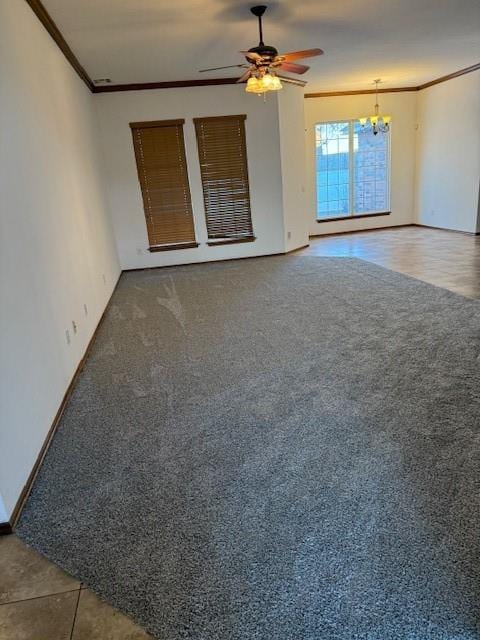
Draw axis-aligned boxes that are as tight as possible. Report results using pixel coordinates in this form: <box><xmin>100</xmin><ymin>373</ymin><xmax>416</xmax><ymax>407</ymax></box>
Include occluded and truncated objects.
<box><xmin>317</xmin><ymin>212</ymin><xmax>391</xmax><ymax>223</ymax></box>
<box><xmin>148</xmin><ymin>242</ymin><xmax>199</xmax><ymax>252</ymax></box>
<box><xmin>207</xmin><ymin>236</ymin><xmax>256</xmax><ymax>246</ymax></box>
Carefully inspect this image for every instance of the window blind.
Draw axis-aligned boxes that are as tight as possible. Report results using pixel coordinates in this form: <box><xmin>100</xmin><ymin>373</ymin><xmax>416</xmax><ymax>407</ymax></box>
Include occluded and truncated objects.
<box><xmin>194</xmin><ymin>115</ymin><xmax>254</xmax><ymax>245</ymax></box>
<box><xmin>130</xmin><ymin>119</ymin><xmax>197</xmax><ymax>251</ymax></box>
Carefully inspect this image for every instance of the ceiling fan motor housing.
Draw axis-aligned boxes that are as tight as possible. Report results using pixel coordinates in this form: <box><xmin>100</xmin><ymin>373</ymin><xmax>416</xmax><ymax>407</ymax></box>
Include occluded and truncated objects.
<box><xmin>248</xmin><ymin>44</ymin><xmax>278</xmax><ymax>60</ymax></box>
<box><xmin>250</xmin><ymin>5</ymin><xmax>267</xmax><ymax>17</ymax></box>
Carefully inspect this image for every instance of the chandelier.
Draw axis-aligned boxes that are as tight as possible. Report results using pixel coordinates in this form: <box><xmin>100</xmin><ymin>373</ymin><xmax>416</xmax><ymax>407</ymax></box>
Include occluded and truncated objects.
<box><xmin>245</xmin><ymin>70</ymin><xmax>283</xmax><ymax>94</ymax></box>
<box><xmin>359</xmin><ymin>79</ymin><xmax>391</xmax><ymax>135</ymax></box>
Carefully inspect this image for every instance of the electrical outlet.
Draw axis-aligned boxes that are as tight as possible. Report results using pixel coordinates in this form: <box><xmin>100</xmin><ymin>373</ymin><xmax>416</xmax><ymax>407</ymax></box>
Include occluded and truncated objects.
<box><xmin>72</xmin><ymin>320</ymin><xmax>77</xmax><ymax>334</ymax></box>
<box><xmin>136</xmin><ymin>247</ymin><xmax>143</xmax><ymax>256</ymax></box>
<box><xmin>84</xmin><ymin>303</ymin><xmax>88</xmax><ymax>317</ymax></box>
<box><xmin>102</xmin><ymin>274</ymin><xmax>106</xmax><ymax>285</ymax></box>
<box><xmin>65</xmin><ymin>329</ymin><xmax>71</xmax><ymax>345</ymax></box>
<box><xmin>287</xmin><ymin>231</ymin><xmax>292</xmax><ymax>240</ymax></box>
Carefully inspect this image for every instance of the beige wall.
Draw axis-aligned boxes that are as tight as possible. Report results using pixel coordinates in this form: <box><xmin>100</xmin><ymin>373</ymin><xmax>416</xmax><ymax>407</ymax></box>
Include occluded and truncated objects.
<box><xmin>277</xmin><ymin>85</ymin><xmax>309</xmax><ymax>252</ymax></box>
<box><xmin>415</xmin><ymin>70</ymin><xmax>480</xmax><ymax>233</ymax></box>
<box><xmin>95</xmin><ymin>86</ymin><xmax>288</xmax><ymax>269</ymax></box>
<box><xmin>0</xmin><ymin>1</ymin><xmax>120</xmax><ymax>518</ymax></box>
<box><xmin>304</xmin><ymin>92</ymin><xmax>418</xmax><ymax>236</ymax></box>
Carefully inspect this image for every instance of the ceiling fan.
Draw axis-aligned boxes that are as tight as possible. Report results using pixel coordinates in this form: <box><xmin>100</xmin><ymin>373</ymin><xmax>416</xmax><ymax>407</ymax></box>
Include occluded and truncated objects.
<box><xmin>199</xmin><ymin>5</ymin><xmax>323</xmax><ymax>92</ymax></box>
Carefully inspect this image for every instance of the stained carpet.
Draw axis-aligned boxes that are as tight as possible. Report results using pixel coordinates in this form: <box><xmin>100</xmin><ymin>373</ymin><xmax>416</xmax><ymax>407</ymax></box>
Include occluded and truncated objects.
<box><xmin>18</xmin><ymin>257</ymin><xmax>480</xmax><ymax>639</ymax></box>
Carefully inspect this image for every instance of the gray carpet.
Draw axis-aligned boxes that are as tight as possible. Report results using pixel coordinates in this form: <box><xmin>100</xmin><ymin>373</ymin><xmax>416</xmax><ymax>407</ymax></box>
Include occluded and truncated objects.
<box><xmin>18</xmin><ymin>256</ymin><xmax>480</xmax><ymax>639</ymax></box>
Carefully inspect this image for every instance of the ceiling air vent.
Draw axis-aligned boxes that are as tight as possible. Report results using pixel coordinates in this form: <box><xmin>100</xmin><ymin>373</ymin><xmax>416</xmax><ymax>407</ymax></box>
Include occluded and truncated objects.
<box><xmin>93</xmin><ymin>78</ymin><xmax>112</xmax><ymax>85</ymax></box>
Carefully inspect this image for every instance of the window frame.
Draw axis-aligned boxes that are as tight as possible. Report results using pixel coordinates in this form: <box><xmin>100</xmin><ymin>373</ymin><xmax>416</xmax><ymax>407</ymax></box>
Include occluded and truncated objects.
<box><xmin>314</xmin><ymin>118</ymin><xmax>391</xmax><ymax>222</ymax></box>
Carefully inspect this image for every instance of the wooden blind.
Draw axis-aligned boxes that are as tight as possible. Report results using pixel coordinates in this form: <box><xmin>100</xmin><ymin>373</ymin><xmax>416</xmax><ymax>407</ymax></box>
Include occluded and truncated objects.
<box><xmin>194</xmin><ymin>115</ymin><xmax>254</xmax><ymax>244</ymax></box>
<box><xmin>130</xmin><ymin>119</ymin><xmax>197</xmax><ymax>251</ymax></box>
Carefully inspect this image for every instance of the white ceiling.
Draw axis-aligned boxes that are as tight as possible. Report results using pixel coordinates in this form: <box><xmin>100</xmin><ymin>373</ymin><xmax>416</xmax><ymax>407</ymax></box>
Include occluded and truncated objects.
<box><xmin>42</xmin><ymin>0</ymin><xmax>480</xmax><ymax>91</ymax></box>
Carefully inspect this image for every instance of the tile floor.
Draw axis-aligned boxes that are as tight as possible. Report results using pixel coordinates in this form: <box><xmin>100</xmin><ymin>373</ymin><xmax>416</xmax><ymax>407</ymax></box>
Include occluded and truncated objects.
<box><xmin>0</xmin><ymin>535</ymin><xmax>152</xmax><ymax>639</ymax></box>
<box><xmin>1</xmin><ymin>225</ymin><xmax>479</xmax><ymax>639</ymax></box>
<box><xmin>296</xmin><ymin>226</ymin><xmax>480</xmax><ymax>299</ymax></box>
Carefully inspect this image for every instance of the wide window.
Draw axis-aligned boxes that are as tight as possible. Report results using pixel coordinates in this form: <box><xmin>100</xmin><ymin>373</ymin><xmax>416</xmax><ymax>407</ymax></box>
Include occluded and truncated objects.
<box><xmin>315</xmin><ymin>120</ymin><xmax>390</xmax><ymax>220</ymax></box>
<box><xmin>130</xmin><ymin>119</ymin><xmax>197</xmax><ymax>252</ymax></box>
<box><xmin>194</xmin><ymin>115</ymin><xmax>255</xmax><ymax>245</ymax></box>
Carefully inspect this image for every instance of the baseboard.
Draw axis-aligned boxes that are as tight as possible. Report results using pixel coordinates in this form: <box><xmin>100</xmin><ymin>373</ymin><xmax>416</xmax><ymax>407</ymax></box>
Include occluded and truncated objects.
<box><xmin>309</xmin><ymin>223</ymin><xmax>480</xmax><ymax>239</ymax></box>
<box><xmin>309</xmin><ymin>224</ymin><xmax>414</xmax><ymax>239</ymax></box>
<box><xmin>0</xmin><ymin>522</ymin><xmax>13</xmax><ymax>536</ymax></box>
<box><xmin>412</xmin><ymin>223</ymin><xmax>480</xmax><ymax>236</ymax></box>
<box><xmin>285</xmin><ymin>243</ymin><xmax>310</xmax><ymax>254</ymax></box>
<box><xmin>123</xmin><ymin>250</ymin><xmax>292</xmax><ymax>272</ymax></box>
<box><xmin>6</xmin><ymin>273</ymin><xmax>122</xmax><ymax>532</ymax></box>
<box><xmin>125</xmin><ymin>244</ymin><xmax>314</xmax><ymax>272</ymax></box>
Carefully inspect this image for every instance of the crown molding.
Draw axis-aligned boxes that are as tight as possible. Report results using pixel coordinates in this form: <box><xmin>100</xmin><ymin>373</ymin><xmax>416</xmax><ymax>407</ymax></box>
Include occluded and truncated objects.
<box><xmin>81</xmin><ymin>64</ymin><xmax>480</xmax><ymax>96</ymax></box>
<box><xmin>23</xmin><ymin>1</ymin><xmax>480</xmax><ymax>97</ymax></box>
<box><xmin>304</xmin><ymin>86</ymin><xmax>417</xmax><ymax>98</ymax></box>
<box><xmin>305</xmin><ymin>63</ymin><xmax>480</xmax><ymax>98</ymax></box>
<box><xmin>25</xmin><ymin>0</ymin><xmax>94</xmax><ymax>91</ymax></box>
<box><xmin>92</xmin><ymin>78</ymin><xmax>240</xmax><ymax>93</ymax></box>
<box><xmin>417</xmin><ymin>62</ymin><xmax>480</xmax><ymax>90</ymax></box>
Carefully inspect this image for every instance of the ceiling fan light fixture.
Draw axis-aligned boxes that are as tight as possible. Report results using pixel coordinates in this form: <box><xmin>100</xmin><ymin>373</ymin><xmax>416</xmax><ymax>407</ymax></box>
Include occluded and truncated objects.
<box><xmin>245</xmin><ymin>76</ymin><xmax>263</xmax><ymax>93</ymax></box>
<box><xmin>261</xmin><ymin>73</ymin><xmax>274</xmax><ymax>90</ymax></box>
<box><xmin>245</xmin><ymin>72</ymin><xmax>283</xmax><ymax>94</ymax></box>
<box><xmin>272</xmin><ymin>76</ymin><xmax>283</xmax><ymax>90</ymax></box>
<box><xmin>269</xmin><ymin>74</ymin><xmax>283</xmax><ymax>91</ymax></box>
<box><xmin>262</xmin><ymin>72</ymin><xmax>282</xmax><ymax>91</ymax></box>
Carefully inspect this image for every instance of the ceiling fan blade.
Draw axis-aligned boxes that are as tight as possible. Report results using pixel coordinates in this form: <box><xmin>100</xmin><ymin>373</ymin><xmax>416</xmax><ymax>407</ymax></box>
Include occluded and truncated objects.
<box><xmin>276</xmin><ymin>74</ymin><xmax>307</xmax><ymax>87</ymax></box>
<box><xmin>278</xmin><ymin>61</ymin><xmax>310</xmax><ymax>74</ymax></box>
<box><xmin>240</xmin><ymin>50</ymin><xmax>262</xmax><ymax>62</ymax></box>
<box><xmin>236</xmin><ymin>69</ymin><xmax>252</xmax><ymax>83</ymax></box>
<box><xmin>199</xmin><ymin>64</ymin><xmax>246</xmax><ymax>72</ymax></box>
<box><xmin>279</xmin><ymin>48</ymin><xmax>324</xmax><ymax>61</ymax></box>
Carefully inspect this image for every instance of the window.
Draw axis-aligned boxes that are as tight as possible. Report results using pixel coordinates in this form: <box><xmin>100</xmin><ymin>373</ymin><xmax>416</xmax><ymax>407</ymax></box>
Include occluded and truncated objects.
<box><xmin>194</xmin><ymin>115</ymin><xmax>255</xmax><ymax>245</ymax></box>
<box><xmin>130</xmin><ymin>119</ymin><xmax>197</xmax><ymax>252</ymax></box>
<box><xmin>315</xmin><ymin>120</ymin><xmax>390</xmax><ymax>220</ymax></box>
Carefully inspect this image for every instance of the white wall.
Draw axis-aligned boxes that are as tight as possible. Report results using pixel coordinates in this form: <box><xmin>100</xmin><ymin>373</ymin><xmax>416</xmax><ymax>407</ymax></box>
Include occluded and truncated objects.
<box><xmin>415</xmin><ymin>70</ymin><xmax>480</xmax><ymax>233</ymax></box>
<box><xmin>277</xmin><ymin>85</ymin><xmax>309</xmax><ymax>252</ymax></box>
<box><xmin>0</xmin><ymin>495</ymin><xmax>7</xmax><ymax>524</ymax></box>
<box><xmin>95</xmin><ymin>87</ymin><xmax>286</xmax><ymax>269</ymax></box>
<box><xmin>304</xmin><ymin>92</ymin><xmax>418</xmax><ymax>236</ymax></box>
<box><xmin>0</xmin><ymin>1</ymin><xmax>120</xmax><ymax>519</ymax></box>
